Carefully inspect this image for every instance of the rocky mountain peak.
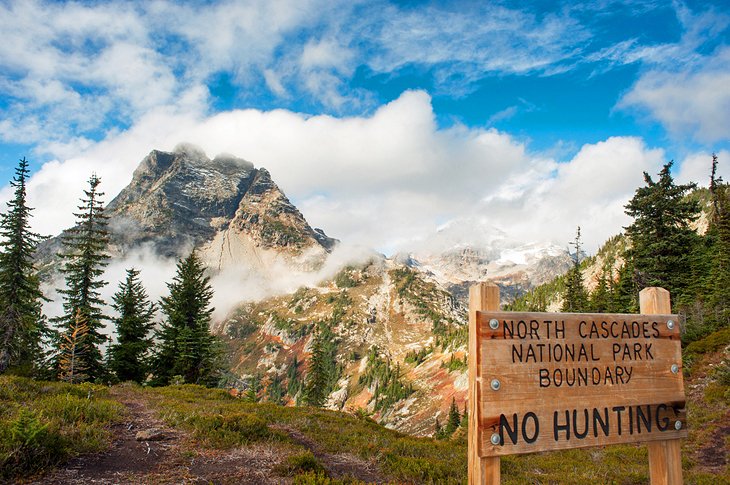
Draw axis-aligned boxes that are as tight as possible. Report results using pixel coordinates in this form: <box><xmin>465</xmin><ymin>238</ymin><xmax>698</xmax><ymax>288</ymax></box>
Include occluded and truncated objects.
<box><xmin>39</xmin><ymin>146</ymin><xmax>336</xmax><ymax>268</ymax></box>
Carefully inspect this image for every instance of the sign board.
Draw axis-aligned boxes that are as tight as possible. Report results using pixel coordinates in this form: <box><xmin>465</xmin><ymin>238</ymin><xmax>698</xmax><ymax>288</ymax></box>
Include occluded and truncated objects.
<box><xmin>475</xmin><ymin>311</ymin><xmax>687</xmax><ymax>457</ymax></box>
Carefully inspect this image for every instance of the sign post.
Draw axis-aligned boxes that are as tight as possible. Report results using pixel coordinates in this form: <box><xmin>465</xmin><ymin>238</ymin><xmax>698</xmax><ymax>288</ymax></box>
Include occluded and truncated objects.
<box><xmin>641</xmin><ymin>287</ymin><xmax>684</xmax><ymax>485</ymax></box>
<box><xmin>468</xmin><ymin>284</ymin><xmax>686</xmax><ymax>484</ymax></box>
<box><xmin>468</xmin><ymin>282</ymin><xmax>501</xmax><ymax>485</ymax></box>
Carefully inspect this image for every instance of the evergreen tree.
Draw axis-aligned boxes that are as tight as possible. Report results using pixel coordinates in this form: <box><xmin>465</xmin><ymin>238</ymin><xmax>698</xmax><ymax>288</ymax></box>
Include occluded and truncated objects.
<box><xmin>267</xmin><ymin>374</ymin><xmax>285</xmax><ymax>405</ymax></box>
<box><xmin>589</xmin><ymin>269</ymin><xmax>612</xmax><ymax>313</ymax></box>
<box><xmin>57</xmin><ymin>309</ymin><xmax>90</xmax><ymax>384</ymax></box>
<box><xmin>152</xmin><ymin>251</ymin><xmax>219</xmax><ymax>386</ymax></box>
<box><xmin>107</xmin><ymin>268</ymin><xmax>156</xmax><ymax>383</ymax></box>
<box><xmin>53</xmin><ymin>174</ymin><xmax>110</xmax><ymax>381</ymax></box>
<box><xmin>303</xmin><ymin>322</ymin><xmax>336</xmax><ymax>407</ymax></box>
<box><xmin>286</xmin><ymin>356</ymin><xmax>303</xmax><ymax>402</ymax></box>
<box><xmin>561</xmin><ymin>227</ymin><xmax>589</xmax><ymax>312</ymax></box>
<box><xmin>460</xmin><ymin>403</ymin><xmax>468</xmax><ymax>428</ymax></box>
<box><xmin>0</xmin><ymin>157</ymin><xmax>47</xmax><ymax>375</ymax></box>
<box><xmin>708</xmin><ymin>169</ymin><xmax>730</xmax><ymax>329</ymax></box>
<box><xmin>433</xmin><ymin>417</ymin><xmax>445</xmax><ymax>439</ymax></box>
<box><xmin>624</xmin><ymin>162</ymin><xmax>700</xmax><ymax>296</ymax></box>
<box><xmin>612</xmin><ymin>255</ymin><xmax>639</xmax><ymax>313</ymax></box>
<box><xmin>243</xmin><ymin>374</ymin><xmax>261</xmax><ymax>403</ymax></box>
<box><xmin>444</xmin><ymin>397</ymin><xmax>461</xmax><ymax>435</ymax></box>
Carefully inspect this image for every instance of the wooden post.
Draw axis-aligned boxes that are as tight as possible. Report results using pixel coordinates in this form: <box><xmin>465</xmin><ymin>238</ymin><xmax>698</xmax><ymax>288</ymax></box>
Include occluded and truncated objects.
<box><xmin>469</xmin><ymin>282</ymin><xmax>500</xmax><ymax>485</ymax></box>
<box><xmin>640</xmin><ymin>287</ymin><xmax>683</xmax><ymax>485</ymax></box>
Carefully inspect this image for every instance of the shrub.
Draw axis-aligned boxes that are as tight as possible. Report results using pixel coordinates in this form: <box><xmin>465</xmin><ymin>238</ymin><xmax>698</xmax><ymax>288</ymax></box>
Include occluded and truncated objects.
<box><xmin>277</xmin><ymin>451</ymin><xmax>326</xmax><ymax>476</ymax></box>
<box><xmin>0</xmin><ymin>410</ymin><xmax>67</xmax><ymax>480</ymax></box>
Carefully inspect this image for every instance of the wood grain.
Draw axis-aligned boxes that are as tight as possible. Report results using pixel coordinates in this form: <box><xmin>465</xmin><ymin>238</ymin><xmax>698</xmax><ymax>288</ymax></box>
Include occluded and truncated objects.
<box><xmin>475</xmin><ymin>309</ymin><xmax>686</xmax><ymax>456</ymax></box>
<box><xmin>469</xmin><ymin>283</ymin><xmax>500</xmax><ymax>484</ymax></box>
<box><xmin>641</xmin><ymin>287</ymin><xmax>684</xmax><ymax>485</ymax></box>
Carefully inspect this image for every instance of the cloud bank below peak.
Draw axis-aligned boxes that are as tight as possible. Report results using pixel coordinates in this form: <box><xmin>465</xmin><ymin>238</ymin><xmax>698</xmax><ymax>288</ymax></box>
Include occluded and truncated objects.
<box><xmin>7</xmin><ymin>90</ymin><xmax>725</xmax><ymax>259</ymax></box>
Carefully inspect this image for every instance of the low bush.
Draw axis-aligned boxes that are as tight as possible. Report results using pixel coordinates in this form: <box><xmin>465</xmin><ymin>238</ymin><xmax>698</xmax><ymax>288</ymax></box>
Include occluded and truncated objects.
<box><xmin>0</xmin><ymin>376</ymin><xmax>122</xmax><ymax>480</ymax></box>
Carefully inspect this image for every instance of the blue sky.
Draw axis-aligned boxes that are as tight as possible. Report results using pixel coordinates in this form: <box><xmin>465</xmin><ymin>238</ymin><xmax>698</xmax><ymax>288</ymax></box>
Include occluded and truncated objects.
<box><xmin>0</xmin><ymin>0</ymin><xmax>729</xmax><ymax>253</ymax></box>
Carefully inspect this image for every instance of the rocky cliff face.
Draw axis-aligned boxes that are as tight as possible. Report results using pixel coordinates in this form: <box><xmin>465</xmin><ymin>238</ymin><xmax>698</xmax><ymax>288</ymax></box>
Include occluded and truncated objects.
<box><xmin>39</xmin><ymin>145</ymin><xmax>336</xmax><ymax>276</ymax></box>
<box><xmin>106</xmin><ymin>145</ymin><xmax>336</xmax><ymax>259</ymax></box>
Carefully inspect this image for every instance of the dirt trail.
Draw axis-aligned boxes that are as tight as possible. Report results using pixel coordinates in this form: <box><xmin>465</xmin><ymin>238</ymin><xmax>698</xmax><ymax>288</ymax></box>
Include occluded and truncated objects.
<box><xmin>33</xmin><ymin>388</ymin><xmax>184</xmax><ymax>484</ymax></box>
<box><xmin>32</xmin><ymin>389</ymin><xmax>391</xmax><ymax>484</ymax></box>
<box><xmin>273</xmin><ymin>425</ymin><xmax>388</xmax><ymax>484</ymax></box>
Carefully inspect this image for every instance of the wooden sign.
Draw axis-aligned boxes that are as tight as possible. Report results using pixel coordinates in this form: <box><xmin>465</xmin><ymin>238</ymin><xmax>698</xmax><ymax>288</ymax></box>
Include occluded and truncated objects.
<box><xmin>474</xmin><ymin>310</ymin><xmax>687</xmax><ymax>457</ymax></box>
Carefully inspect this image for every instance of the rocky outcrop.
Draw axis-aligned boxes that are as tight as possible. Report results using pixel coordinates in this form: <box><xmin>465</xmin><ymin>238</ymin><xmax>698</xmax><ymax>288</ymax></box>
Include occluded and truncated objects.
<box><xmin>38</xmin><ymin>145</ymin><xmax>337</xmax><ymax>272</ymax></box>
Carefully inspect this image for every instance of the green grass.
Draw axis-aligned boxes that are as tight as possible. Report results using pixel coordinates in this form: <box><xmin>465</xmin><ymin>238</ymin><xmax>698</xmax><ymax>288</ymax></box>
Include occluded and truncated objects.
<box><xmin>0</xmin><ymin>376</ymin><xmax>123</xmax><ymax>480</ymax></box>
<box><xmin>137</xmin><ymin>373</ymin><xmax>727</xmax><ymax>484</ymax></box>
<box><xmin>3</xmin><ymin>327</ymin><xmax>728</xmax><ymax>484</ymax></box>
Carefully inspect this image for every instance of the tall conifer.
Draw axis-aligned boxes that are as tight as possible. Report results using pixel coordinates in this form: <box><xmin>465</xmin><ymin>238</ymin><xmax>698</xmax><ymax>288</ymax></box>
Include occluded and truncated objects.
<box><xmin>152</xmin><ymin>251</ymin><xmax>219</xmax><ymax>386</ymax></box>
<box><xmin>624</xmin><ymin>162</ymin><xmax>700</xmax><ymax>296</ymax></box>
<box><xmin>0</xmin><ymin>157</ymin><xmax>47</xmax><ymax>374</ymax></box>
<box><xmin>708</xmin><ymin>169</ymin><xmax>730</xmax><ymax>329</ymax></box>
<box><xmin>108</xmin><ymin>268</ymin><xmax>156</xmax><ymax>383</ymax></box>
<box><xmin>561</xmin><ymin>227</ymin><xmax>589</xmax><ymax>312</ymax></box>
<box><xmin>53</xmin><ymin>174</ymin><xmax>110</xmax><ymax>381</ymax></box>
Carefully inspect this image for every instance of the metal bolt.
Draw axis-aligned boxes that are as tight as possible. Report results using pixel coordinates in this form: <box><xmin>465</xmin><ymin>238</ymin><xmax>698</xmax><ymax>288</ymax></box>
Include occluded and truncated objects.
<box><xmin>674</xmin><ymin>421</ymin><xmax>682</xmax><ymax>430</ymax></box>
<box><xmin>489</xmin><ymin>318</ymin><xmax>499</xmax><ymax>330</ymax></box>
<box><xmin>671</xmin><ymin>364</ymin><xmax>679</xmax><ymax>374</ymax></box>
<box><xmin>490</xmin><ymin>433</ymin><xmax>501</xmax><ymax>445</ymax></box>
<box><xmin>491</xmin><ymin>379</ymin><xmax>501</xmax><ymax>391</ymax></box>
<box><xmin>667</xmin><ymin>320</ymin><xmax>675</xmax><ymax>330</ymax></box>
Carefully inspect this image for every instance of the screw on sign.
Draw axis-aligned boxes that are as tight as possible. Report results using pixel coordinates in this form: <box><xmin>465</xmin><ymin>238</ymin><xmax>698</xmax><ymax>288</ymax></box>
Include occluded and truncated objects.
<box><xmin>468</xmin><ymin>283</ymin><xmax>686</xmax><ymax>485</ymax></box>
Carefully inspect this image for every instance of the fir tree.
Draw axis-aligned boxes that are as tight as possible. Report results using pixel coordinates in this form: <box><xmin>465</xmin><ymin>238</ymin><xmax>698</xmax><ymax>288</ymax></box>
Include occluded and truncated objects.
<box><xmin>286</xmin><ymin>356</ymin><xmax>303</xmax><ymax>402</ymax></box>
<box><xmin>0</xmin><ymin>157</ymin><xmax>47</xmax><ymax>375</ymax></box>
<box><xmin>708</xmin><ymin>174</ymin><xmax>730</xmax><ymax>329</ymax></box>
<box><xmin>561</xmin><ymin>227</ymin><xmax>589</xmax><ymax>312</ymax></box>
<box><xmin>267</xmin><ymin>374</ymin><xmax>285</xmax><ymax>405</ymax></box>
<box><xmin>53</xmin><ymin>174</ymin><xmax>110</xmax><ymax>381</ymax></box>
<box><xmin>589</xmin><ymin>268</ymin><xmax>612</xmax><ymax>313</ymax></box>
<box><xmin>152</xmin><ymin>251</ymin><xmax>219</xmax><ymax>386</ymax></box>
<box><xmin>444</xmin><ymin>397</ymin><xmax>461</xmax><ymax>435</ymax></box>
<box><xmin>612</xmin><ymin>255</ymin><xmax>639</xmax><ymax>313</ymax></box>
<box><xmin>433</xmin><ymin>417</ymin><xmax>444</xmax><ymax>439</ymax></box>
<box><xmin>460</xmin><ymin>403</ymin><xmax>468</xmax><ymax>428</ymax></box>
<box><xmin>303</xmin><ymin>322</ymin><xmax>336</xmax><ymax>407</ymax></box>
<box><xmin>57</xmin><ymin>309</ymin><xmax>90</xmax><ymax>384</ymax></box>
<box><xmin>107</xmin><ymin>268</ymin><xmax>156</xmax><ymax>383</ymax></box>
<box><xmin>624</xmin><ymin>162</ymin><xmax>700</xmax><ymax>296</ymax></box>
<box><xmin>243</xmin><ymin>374</ymin><xmax>261</xmax><ymax>402</ymax></box>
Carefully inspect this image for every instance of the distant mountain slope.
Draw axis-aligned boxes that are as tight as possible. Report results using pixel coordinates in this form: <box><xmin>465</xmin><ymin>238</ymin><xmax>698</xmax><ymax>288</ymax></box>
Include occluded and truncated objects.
<box><xmin>221</xmin><ymin>258</ymin><xmax>469</xmax><ymax>436</ymax></box>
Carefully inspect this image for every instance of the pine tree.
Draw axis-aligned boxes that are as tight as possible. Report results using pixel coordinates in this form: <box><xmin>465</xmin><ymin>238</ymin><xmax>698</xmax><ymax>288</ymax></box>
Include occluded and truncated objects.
<box><xmin>107</xmin><ymin>268</ymin><xmax>156</xmax><ymax>383</ymax></box>
<box><xmin>624</xmin><ymin>162</ymin><xmax>700</xmax><ymax>297</ymax></box>
<box><xmin>303</xmin><ymin>323</ymin><xmax>332</xmax><ymax>407</ymax></box>
<box><xmin>152</xmin><ymin>251</ymin><xmax>219</xmax><ymax>386</ymax></box>
<box><xmin>267</xmin><ymin>374</ymin><xmax>285</xmax><ymax>405</ymax></box>
<box><xmin>58</xmin><ymin>309</ymin><xmax>90</xmax><ymax>384</ymax></box>
<box><xmin>589</xmin><ymin>268</ymin><xmax>612</xmax><ymax>313</ymax></box>
<box><xmin>53</xmin><ymin>174</ymin><xmax>110</xmax><ymax>381</ymax></box>
<box><xmin>0</xmin><ymin>157</ymin><xmax>47</xmax><ymax>375</ymax></box>
<box><xmin>243</xmin><ymin>374</ymin><xmax>261</xmax><ymax>403</ymax></box>
<box><xmin>434</xmin><ymin>416</ymin><xmax>444</xmax><ymax>439</ymax></box>
<box><xmin>612</xmin><ymin>255</ymin><xmax>639</xmax><ymax>313</ymax></box>
<box><xmin>286</xmin><ymin>356</ymin><xmax>303</xmax><ymax>402</ymax></box>
<box><xmin>561</xmin><ymin>227</ymin><xmax>589</xmax><ymax>312</ymax></box>
<box><xmin>444</xmin><ymin>397</ymin><xmax>461</xmax><ymax>436</ymax></box>
<box><xmin>460</xmin><ymin>403</ymin><xmax>468</xmax><ymax>428</ymax></box>
<box><xmin>708</xmin><ymin>170</ymin><xmax>730</xmax><ymax>330</ymax></box>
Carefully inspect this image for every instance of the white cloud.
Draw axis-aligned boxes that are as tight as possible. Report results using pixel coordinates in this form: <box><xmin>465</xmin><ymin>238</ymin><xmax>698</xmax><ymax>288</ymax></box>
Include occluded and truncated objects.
<box><xmin>8</xmin><ymin>91</ymin><xmax>698</xmax><ymax>261</ymax></box>
<box><xmin>619</xmin><ymin>47</ymin><xmax>730</xmax><ymax>142</ymax></box>
<box><xmin>675</xmin><ymin>149</ymin><xmax>730</xmax><ymax>185</ymax></box>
